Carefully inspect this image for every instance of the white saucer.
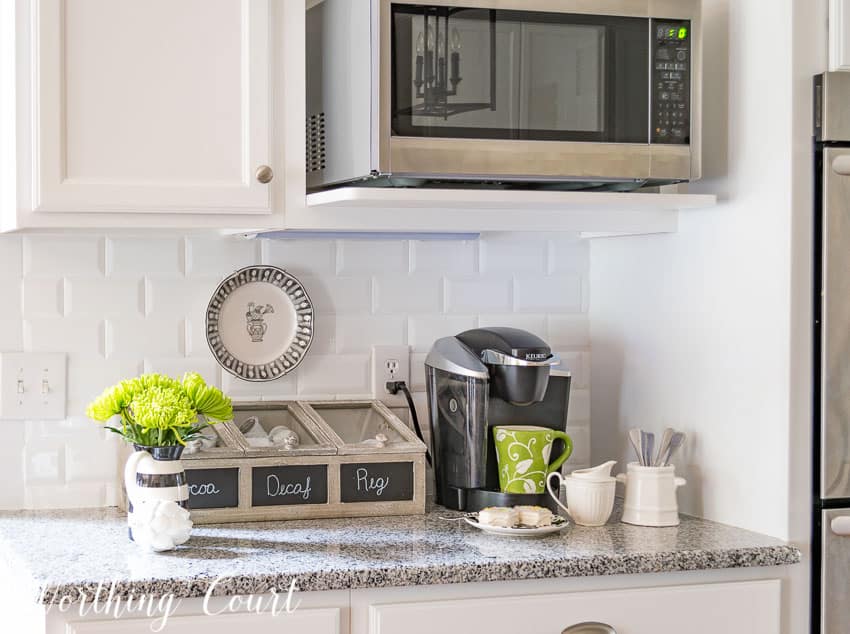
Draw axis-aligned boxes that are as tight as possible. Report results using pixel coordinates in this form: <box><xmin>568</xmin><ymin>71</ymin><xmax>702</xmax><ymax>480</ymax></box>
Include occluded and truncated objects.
<box><xmin>463</xmin><ymin>513</ymin><xmax>568</xmax><ymax>538</ymax></box>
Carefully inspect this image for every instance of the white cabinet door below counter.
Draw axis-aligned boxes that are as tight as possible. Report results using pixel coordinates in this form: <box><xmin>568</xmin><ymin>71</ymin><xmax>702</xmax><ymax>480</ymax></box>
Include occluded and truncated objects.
<box><xmin>31</xmin><ymin>0</ymin><xmax>273</xmax><ymax>215</ymax></box>
<box><xmin>65</xmin><ymin>608</ymin><xmax>341</xmax><ymax>634</ymax></box>
<box><xmin>368</xmin><ymin>581</ymin><xmax>780</xmax><ymax>634</ymax></box>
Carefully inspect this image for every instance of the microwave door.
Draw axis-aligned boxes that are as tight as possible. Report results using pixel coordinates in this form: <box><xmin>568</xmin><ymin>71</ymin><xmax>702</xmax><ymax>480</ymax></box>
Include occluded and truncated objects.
<box><xmin>517</xmin><ymin>22</ymin><xmax>605</xmax><ymax>137</ymax></box>
<box><xmin>390</xmin><ymin>8</ymin><xmax>648</xmax><ymax>144</ymax></box>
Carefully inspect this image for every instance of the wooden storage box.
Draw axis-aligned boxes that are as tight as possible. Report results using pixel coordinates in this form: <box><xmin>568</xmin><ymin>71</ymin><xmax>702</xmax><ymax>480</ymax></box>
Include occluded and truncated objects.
<box><xmin>178</xmin><ymin>400</ymin><xmax>427</xmax><ymax>524</ymax></box>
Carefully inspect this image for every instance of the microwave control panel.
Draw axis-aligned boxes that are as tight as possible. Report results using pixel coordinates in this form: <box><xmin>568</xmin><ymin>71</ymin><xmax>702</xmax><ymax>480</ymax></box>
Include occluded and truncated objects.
<box><xmin>651</xmin><ymin>20</ymin><xmax>691</xmax><ymax>145</ymax></box>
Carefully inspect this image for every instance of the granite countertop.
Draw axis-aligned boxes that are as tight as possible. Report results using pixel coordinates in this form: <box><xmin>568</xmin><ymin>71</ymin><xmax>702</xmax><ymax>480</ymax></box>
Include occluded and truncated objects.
<box><xmin>0</xmin><ymin>505</ymin><xmax>800</xmax><ymax>604</ymax></box>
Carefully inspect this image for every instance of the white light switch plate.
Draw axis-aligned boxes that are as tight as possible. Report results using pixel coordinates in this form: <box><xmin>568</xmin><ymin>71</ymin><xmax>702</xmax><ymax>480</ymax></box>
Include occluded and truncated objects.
<box><xmin>0</xmin><ymin>353</ymin><xmax>67</xmax><ymax>420</ymax></box>
<box><xmin>372</xmin><ymin>345</ymin><xmax>411</xmax><ymax>407</ymax></box>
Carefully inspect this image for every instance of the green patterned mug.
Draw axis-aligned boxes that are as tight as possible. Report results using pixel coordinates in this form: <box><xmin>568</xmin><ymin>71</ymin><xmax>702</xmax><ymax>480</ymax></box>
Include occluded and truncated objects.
<box><xmin>493</xmin><ymin>426</ymin><xmax>573</xmax><ymax>494</ymax></box>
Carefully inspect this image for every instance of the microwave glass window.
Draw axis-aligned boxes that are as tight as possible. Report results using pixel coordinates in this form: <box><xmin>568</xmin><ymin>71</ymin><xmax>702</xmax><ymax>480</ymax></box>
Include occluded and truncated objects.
<box><xmin>391</xmin><ymin>6</ymin><xmax>649</xmax><ymax>143</ymax></box>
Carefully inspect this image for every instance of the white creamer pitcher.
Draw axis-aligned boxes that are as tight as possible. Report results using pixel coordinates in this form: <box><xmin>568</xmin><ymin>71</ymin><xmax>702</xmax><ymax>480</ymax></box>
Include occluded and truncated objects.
<box><xmin>616</xmin><ymin>462</ymin><xmax>686</xmax><ymax>527</ymax></box>
<box><xmin>546</xmin><ymin>461</ymin><xmax>617</xmax><ymax>527</ymax></box>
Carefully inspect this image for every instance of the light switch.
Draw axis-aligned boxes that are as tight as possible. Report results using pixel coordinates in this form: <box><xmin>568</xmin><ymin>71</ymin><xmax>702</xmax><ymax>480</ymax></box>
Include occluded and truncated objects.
<box><xmin>0</xmin><ymin>353</ymin><xmax>67</xmax><ymax>420</ymax></box>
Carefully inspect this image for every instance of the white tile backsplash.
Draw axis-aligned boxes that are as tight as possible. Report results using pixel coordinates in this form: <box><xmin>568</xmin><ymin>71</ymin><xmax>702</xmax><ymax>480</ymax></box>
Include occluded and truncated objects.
<box><xmin>411</xmin><ymin>240</ymin><xmax>478</xmax><ymax>274</ymax></box>
<box><xmin>446</xmin><ymin>275</ymin><xmax>512</xmax><ymax>313</ymax></box>
<box><xmin>338</xmin><ymin>240</ymin><xmax>409</xmax><ymax>275</ymax></box>
<box><xmin>108</xmin><ymin>237</ymin><xmax>184</xmax><ymax>276</ymax></box>
<box><xmin>480</xmin><ymin>234</ymin><xmax>548</xmax><ymax>274</ymax></box>
<box><xmin>374</xmin><ymin>274</ymin><xmax>443</xmax><ymax>314</ymax></box>
<box><xmin>24</xmin><ymin>235</ymin><xmax>104</xmax><ymax>276</ymax></box>
<box><xmin>0</xmin><ymin>232</ymin><xmax>590</xmax><ymax>509</ymax></box>
<box><xmin>22</xmin><ymin>277</ymin><xmax>61</xmax><ymax>317</ymax></box>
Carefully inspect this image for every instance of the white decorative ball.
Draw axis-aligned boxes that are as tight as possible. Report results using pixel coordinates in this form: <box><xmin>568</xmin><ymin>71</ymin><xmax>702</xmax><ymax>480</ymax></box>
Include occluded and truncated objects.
<box><xmin>129</xmin><ymin>500</ymin><xmax>193</xmax><ymax>552</ymax></box>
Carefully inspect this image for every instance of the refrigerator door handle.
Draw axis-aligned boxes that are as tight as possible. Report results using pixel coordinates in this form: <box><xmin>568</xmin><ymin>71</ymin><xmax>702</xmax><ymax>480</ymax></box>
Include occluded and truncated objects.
<box><xmin>833</xmin><ymin>155</ymin><xmax>850</xmax><ymax>175</ymax></box>
<box><xmin>831</xmin><ymin>516</ymin><xmax>850</xmax><ymax>535</ymax></box>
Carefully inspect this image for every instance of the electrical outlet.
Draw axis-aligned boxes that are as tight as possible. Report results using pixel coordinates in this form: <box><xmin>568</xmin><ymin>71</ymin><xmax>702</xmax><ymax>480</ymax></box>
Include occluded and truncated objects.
<box><xmin>372</xmin><ymin>345</ymin><xmax>410</xmax><ymax>406</ymax></box>
<box><xmin>0</xmin><ymin>353</ymin><xmax>67</xmax><ymax>420</ymax></box>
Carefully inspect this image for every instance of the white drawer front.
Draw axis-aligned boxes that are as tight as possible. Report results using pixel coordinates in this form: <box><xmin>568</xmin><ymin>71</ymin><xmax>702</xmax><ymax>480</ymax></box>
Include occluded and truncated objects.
<box><xmin>369</xmin><ymin>581</ymin><xmax>780</xmax><ymax>634</ymax></box>
<box><xmin>66</xmin><ymin>607</ymin><xmax>341</xmax><ymax>634</ymax></box>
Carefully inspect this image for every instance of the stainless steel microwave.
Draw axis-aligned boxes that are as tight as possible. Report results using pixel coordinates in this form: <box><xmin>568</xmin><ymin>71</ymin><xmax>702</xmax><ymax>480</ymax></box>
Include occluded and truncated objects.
<box><xmin>306</xmin><ymin>0</ymin><xmax>702</xmax><ymax>191</ymax></box>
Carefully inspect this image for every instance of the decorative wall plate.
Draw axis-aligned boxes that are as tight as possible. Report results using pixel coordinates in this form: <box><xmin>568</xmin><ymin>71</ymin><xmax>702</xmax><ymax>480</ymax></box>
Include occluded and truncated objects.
<box><xmin>206</xmin><ymin>266</ymin><xmax>314</xmax><ymax>382</ymax></box>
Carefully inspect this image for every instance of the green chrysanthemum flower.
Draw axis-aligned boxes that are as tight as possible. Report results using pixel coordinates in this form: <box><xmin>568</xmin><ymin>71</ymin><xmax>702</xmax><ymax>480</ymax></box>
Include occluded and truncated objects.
<box><xmin>130</xmin><ymin>385</ymin><xmax>198</xmax><ymax>431</ymax></box>
<box><xmin>85</xmin><ymin>372</ymin><xmax>231</xmax><ymax>447</ymax></box>
<box><xmin>182</xmin><ymin>372</ymin><xmax>233</xmax><ymax>422</ymax></box>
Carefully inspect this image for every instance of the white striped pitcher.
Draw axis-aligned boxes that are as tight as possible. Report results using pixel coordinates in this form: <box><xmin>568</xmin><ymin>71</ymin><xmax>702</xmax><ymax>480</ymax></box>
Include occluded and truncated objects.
<box><xmin>123</xmin><ymin>445</ymin><xmax>190</xmax><ymax>542</ymax></box>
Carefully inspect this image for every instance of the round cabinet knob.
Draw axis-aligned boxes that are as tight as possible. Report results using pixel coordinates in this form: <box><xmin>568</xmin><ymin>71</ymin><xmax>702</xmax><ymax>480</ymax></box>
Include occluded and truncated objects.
<box><xmin>255</xmin><ymin>165</ymin><xmax>274</xmax><ymax>184</ymax></box>
<box><xmin>562</xmin><ymin>624</ymin><xmax>616</xmax><ymax>634</ymax></box>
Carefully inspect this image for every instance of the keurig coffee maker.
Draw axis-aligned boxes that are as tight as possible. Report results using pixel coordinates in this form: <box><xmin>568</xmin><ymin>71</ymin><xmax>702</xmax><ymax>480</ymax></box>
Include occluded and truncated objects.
<box><xmin>425</xmin><ymin>327</ymin><xmax>571</xmax><ymax>511</ymax></box>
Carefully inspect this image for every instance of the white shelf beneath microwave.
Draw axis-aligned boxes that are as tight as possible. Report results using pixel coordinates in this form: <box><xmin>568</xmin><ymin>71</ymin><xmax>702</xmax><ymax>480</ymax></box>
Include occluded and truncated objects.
<box><xmin>295</xmin><ymin>187</ymin><xmax>716</xmax><ymax>235</ymax></box>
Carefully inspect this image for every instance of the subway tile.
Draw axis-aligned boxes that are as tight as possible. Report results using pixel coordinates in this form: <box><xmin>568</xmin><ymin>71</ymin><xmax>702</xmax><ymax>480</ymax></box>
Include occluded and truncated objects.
<box><xmin>480</xmin><ymin>234</ymin><xmax>548</xmax><ymax>274</ymax></box>
<box><xmin>145</xmin><ymin>276</ymin><xmax>218</xmax><ymax>319</ymax></box>
<box><xmin>0</xmin><ymin>235</ymin><xmax>22</xmax><ymax>278</ymax></box>
<box><xmin>24</xmin><ymin>439</ymin><xmax>64</xmax><ymax>485</ymax></box>
<box><xmin>567</xmin><ymin>388</ymin><xmax>590</xmax><ymax>425</ymax></box>
<box><xmin>65</xmin><ymin>434</ymin><xmax>119</xmax><ymax>484</ymax></box>
<box><xmin>446</xmin><ymin>276</ymin><xmax>511</xmax><ymax>313</ymax></box>
<box><xmin>374</xmin><ymin>275</ymin><xmax>443</xmax><ymax>314</ymax></box>
<box><xmin>0</xmin><ymin>276</ymin><xmax>22</xmax><ymax>317</ymax></box>
<box><xmin>411</xmin><ymin>240</ymin><xmax>477</xmax><ymax>274</ymax></box>
<box><xmin>514</xmin><ymin>274</ymin><xmax>582</xmax><ymax>313</ymax></box>
<box><xmin>222</xmin><ymin>371</ymin><xmax>297</xmax><ymax>400</ymax></box>
<box><xmin>187</xmin><ymin>236</ymin><xmax>261</xmax><ymax>278</ymax></box>
<box><xmin>0</xmin><ymin>318</ymin><xmax>23</xmax><ymax>350</ymax></box>
<box><xmin>549</xmin><ymin>234</ymin><xmax>589</xmax><ymax>275</ymax></box>
<box><xmin>106</xmin><ymin>317</ymin><xmax>183</xmax><ymax>359</ymax></box>
<box><xmin>553</xmin><ymin>351</ymin><xmax>588</xmax><ymax>389</ymax></box>
<box><xmin>25</xmin><ymin>318</ymin><xmax>103</xmax><ymax>355</ymax></box>
<box><xmin>66</xmin><ymin>277</ymin><xmax>144</xmax><ymax>317</ymax></box>
<box><xmin>297</xmin><ymin>275</ymin><xmax>372</xmax><ymax>314</ymax></box>
<box><xmin>408</xmin><ymin>315</ymin><xmax>477</xmax><ymax>352</ymax></box>
<box><xmin>108</xmin><ymin>237</ymin><xmax>184</xmax><ymax>276</ymax></box>
<box><xmin>22</xmin><ymin>278</ymin><xmax>63</xmax><ymax>317</ymax></box>
<box><xmin>338</xmin><ymin>240</ymin><xmax>408</xmax><ymax>275</ymax></box>
<box><xmin>295</xmin><ymin>353</ymin><xmax>371</xmax><ymax>395</ymax></box>
<box><xmin>264</xmin><ymin>239</ymin><xmax>337</xmax><ymax>275</ymax></box>
<box><xmin>478</xmin><ymin>314</ymin><xmax>547</xmax><ymax>337</ymax></box>
<box><xmin>66</xmin><ymin>357</ymin><xmax>144</xmax><ymax>417</ymax></box>
<box><xmin>564</xmin><ymin>425</ymin><xmax>591</xmax><ymax>468</ymax></box>
<box><xmin>336</xmin><ymin>315</ymin><xmax>406</xmax><ymax>353</ymax></box>
<box><xmin>24</xmin><ymin>235</ymin><xmax>104</xmax><ymax>276</ymax></box>
<box><xmin>24</xmin><ymin>483</ymin><xmax>108</xmax><ymax>509</ymax></box>
<box><xmin>0</xmin><ymin>422</ymin><xmax>25</xmax><ymax>509</ymax></box>
<box><xmin>547</xmin><ymin>315</ymin><xmax>590</xmax><ymax>348</ymax></box>
<box><xmin>410</xmin><ymin>352</ymin><xmax>428</xmax><ymax>392</ymax></box>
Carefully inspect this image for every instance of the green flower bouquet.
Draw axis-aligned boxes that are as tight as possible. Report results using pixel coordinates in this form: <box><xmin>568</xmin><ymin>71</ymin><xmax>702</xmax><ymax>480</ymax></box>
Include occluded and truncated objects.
<box><xmin>86</xmin><ymin>373</ymin><xmax>233</xmax><ymax>447</ymax></box>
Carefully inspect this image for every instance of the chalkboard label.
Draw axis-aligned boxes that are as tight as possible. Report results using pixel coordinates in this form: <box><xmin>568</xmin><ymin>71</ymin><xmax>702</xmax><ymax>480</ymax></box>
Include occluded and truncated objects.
<box><xmin>340</xmin><ymin>462</ymin><xmax>415</xmax><ymax>503</ymax></box>
<box><xmin>252</xmin><ymin>465</ymin><xmax>328</xmax><ymax>507</ymax></box>
<box><xmin>185</xmin><ymin>468</ymin><xmax>239</xmax><ymax>509</ymax></box>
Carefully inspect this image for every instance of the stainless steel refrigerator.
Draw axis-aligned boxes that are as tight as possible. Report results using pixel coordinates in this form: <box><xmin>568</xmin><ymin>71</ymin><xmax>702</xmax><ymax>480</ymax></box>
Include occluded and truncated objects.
<box><xmin>814</xmin><ymin>71</ymin><xmax>850</xmax><ymax>634</ymax></box>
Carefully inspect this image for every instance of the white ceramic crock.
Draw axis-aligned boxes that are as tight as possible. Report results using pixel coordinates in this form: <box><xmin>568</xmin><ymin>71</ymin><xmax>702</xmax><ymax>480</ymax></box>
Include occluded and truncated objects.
<box><xmin>616</xmin><ymin>462</ymin><xmax>686</xmax><ymax>527</ymax></box>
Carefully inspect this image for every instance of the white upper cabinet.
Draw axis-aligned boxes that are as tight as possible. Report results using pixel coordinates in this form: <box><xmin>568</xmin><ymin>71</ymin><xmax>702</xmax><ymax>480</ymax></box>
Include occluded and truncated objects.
<box><xmin>831</xmin><ymin>0</ymin><xmax>850</xmax><ymax>70</ymax></box>
<box><xmin>34</xmin><ymin>0</ymin><xmax>271</xmax><ymax>214</ymax></box>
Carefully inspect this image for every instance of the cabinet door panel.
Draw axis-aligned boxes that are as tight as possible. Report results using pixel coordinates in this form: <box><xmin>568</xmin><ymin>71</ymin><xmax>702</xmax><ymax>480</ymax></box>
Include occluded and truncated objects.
<box><xmin>34</xmin><ymin>0</ymin><xmax>272</xmax><ymax>214</ymax></box>
<box><xmin>66</xmin><ymin>607</ymin><xmax>340</xmax><ymax>634</ymax></box>
<box><xmin>369</xmin><ymin>580</ymin><xmax>780</xmax><ymax>634</ymax></box>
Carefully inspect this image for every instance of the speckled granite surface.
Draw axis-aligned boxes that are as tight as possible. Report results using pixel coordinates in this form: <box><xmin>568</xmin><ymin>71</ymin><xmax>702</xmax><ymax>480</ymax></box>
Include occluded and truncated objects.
<box><xmin>0</xmin><ymin>505</ymin><xmax>800</xmax><ymax>604</ymax></box>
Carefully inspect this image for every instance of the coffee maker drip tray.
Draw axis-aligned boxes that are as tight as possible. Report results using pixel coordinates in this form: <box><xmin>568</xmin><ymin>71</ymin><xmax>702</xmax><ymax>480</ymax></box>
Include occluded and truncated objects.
<box><xmin>464</xmin><ymin>489</ymin><xmax>560</xmax><ymax>514</ymax></box>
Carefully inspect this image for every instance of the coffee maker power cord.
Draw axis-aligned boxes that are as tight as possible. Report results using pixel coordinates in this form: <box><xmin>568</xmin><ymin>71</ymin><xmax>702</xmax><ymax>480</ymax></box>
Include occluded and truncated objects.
<box><xmin>386</xmin><ymin>381</ymin><xmax>432</xmax><ymax>467</ymax></box>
